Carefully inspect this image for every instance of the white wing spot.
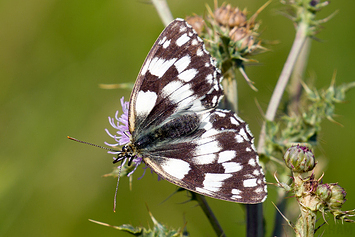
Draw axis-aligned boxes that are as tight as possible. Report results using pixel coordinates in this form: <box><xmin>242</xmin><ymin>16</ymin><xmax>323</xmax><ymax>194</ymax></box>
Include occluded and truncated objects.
<box><xmin>174</xmin><ymin>55</ymin><xmax>191</xmax><ymax>73</ymax></box>
<box><xmin>179</xmin><ymin>25</ymin><xmax>187</xmax><ymax>32</ymax></box>
<box><xmin>230</xmin><ymin>117</ymin><xmax>240</xmax><ymax>126</ymax></box>
<box><xmin>196</xmin><ymin>47</ymin><xmax>204</xmax><ymax>56</ymax></box>
<box><xmin>239</xmin><ymin>128</ymin><xmax>250</xmax><ymax>141</ymax></box>
<box><xmin>159</xmin><ymin>36</ymin><xmax>167</xmax><ymax>45</ymax></box>
<box><xmin>202</xmin><ymin>173</ymin><xmax>232</xmax><ymax>192</ymax></box>
<box><xmin>246</xmin><ymin>147</ymin><xmax>251</xmax><ymax>152</ymax></box>
<box><xmin>248</xmin><ymin>159</ymin><xmax>256</xmax><ymax>167</ymax></box>
<box><xmin>191</xmin><ymin>39</ymin><xmax>198</xmax><ymax>45</ymax></box>
<box><xmin>149</xmin><ymin>57</ymin><xmax>177</xmax><ymax>77</ymax></box>
<box><xmin>253</xmin><ymin>169</ymin><xmax>260</xmax><ymax>176</ymax></box>
<box><xmin>243</xmin><ymin>178</ymin><xmax>258</xmax><ymax>187</ymax></box>
<box><xmin>193</xmin><ymin>154</ymin><xmax>217</xmax><ymax>165</ymax></box>
<box><xmin>231</xmin><ymin>195</ymin><xmax>242</xmax><ymax>200</ymax></box>
<box><xmin>213</xmin><ymin>83</ymin><xmax>220</xmax><ymax>91</ymax></box>
<box><xmin>162</xmin><ymin>39</ymin><xmax>171</xmax><ymax>48</ymax></box>
<box><xmin>211</xmin><ymin>96</ymin><xmax>218</xmax><ymax>105</ymax></box>
<box><xmin>232</xmin><ymin>189</ymin><xmax>241</xmax><ymax>195</ymax></box>
<box><xmin>235</xmin><ymin>134</ymin><xmax>244</xmax><ymax>143</ymax></box>
<box><xmin>140</xmin><ymin>58</ymin><xmax>151</xmax><ymax>76</ymax></box>
<box><xmin>215</xmin><ymin>111</ymin><xmax>227</xmax><ymax>117</ymax></box>
<box><xmin>135</xmin><ymin>91</ymin><xmax>157</xmax><ymax>116</ymax></box>
<box><xmin>161</xmin><ymin>80</ymin><xmax>184</xmax><ymax>97</ymax></box>
<box><xmin>194</xmin><ymin>140</ymin><xmax>221</xmax><ymax>156</ymax></box>
<box><xmin>176</xmin><ymin>33</ymin><xmax>190</xmax><ymax>46</ymax></box>
<box><xmin>222</xmin><ymin>162</ymin><xmax>242</xmax><ymax>173</ymax></box>
<box><xmin>178</xmin><ymin>68</ymin><xmax>198</xmax><ymax>82</ymax></box>
<box><xmin>218</xmin><ymin>150</ymin><xmax>236</xmax><ymax>163</ymax></box>
<box><xmin>161</xmin><ymin>159</ymin><xmax>190</xmax><ymax>179</ymax></box>
<box><xmin>205</xmin><ymin>62</ymin><xmax>210</xmax><ymax>67</ymax></box>
<box><xmin>206</xmin><ymin>74</ymin><xmax>213</xmax><ymax>84</ymax></box>
<box><xmin>174</xmin><ymin>83</ymin><xmax>193</xmax><ymax>101</ymax></box>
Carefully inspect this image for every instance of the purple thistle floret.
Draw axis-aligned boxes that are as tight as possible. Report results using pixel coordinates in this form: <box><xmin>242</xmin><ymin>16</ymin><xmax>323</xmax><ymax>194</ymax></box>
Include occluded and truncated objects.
<box><xmin>105</xmin><ymin>97</ymin><xmax>143</xmax><ymax>177</ymax></box>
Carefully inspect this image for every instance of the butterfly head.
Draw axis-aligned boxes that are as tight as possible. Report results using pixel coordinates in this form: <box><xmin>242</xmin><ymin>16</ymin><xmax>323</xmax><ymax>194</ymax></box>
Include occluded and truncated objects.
<box><xmin>113</xmin><ymin>143</ymin><xmax>136</xmax><ymax>166</ymax></box>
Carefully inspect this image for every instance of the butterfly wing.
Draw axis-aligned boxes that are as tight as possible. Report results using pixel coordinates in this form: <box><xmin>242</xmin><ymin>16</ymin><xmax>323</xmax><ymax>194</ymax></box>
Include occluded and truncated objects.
<box><xmin>128</xmin><ymin>19</ymin><xmax>223</xmax><ymax>139</ymax></box>
<box><xmin>142</xmin><ymin>109</ymin><xmax>267</xmax><ymax>203</ymax></box>
<box><xmin>128</xmin><ymin>18</ymin><xmax>267</xmax><ymax>203</ymax></box>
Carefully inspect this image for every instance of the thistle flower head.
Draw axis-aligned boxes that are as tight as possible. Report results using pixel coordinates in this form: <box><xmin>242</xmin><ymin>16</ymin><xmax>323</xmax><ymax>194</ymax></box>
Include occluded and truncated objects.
<box><xmin>105</xmin><ymin>97</ymin><xmax>143</xmax><ymax>177</ymax></box>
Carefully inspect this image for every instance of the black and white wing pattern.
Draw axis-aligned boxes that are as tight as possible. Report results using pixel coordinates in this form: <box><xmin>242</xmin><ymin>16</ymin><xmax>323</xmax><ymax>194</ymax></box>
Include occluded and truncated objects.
<box><xmin>125</xmin><ymin>18</ymin><xmax>267</xmax><ymax>203</ymax></box>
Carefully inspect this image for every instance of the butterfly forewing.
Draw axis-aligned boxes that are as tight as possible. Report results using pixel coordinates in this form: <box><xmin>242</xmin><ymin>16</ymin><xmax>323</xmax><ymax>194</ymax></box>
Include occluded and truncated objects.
<box><xmin>128</xmin><ymin>19</ymin><xmax>223</xmax><ymax>137</ymax></box>
<box><xmin>127</xmin><ymin>18</ymin><xmax>267</xmax><ymax>203</ymax></box>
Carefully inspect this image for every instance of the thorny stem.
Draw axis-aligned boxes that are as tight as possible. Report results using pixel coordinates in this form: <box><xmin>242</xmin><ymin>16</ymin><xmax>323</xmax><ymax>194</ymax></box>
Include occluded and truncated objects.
<box><xmin>195</xmin><ymin>194</ymin><xmax>225</xmax><ymax>237</ymax></box>
<box><xmin>296</xmin><ymin>207</ymin><xmax>317</xmax><ymax>237</ymax></box>
<box><xmin>293</xmin><ymin>174</ymin><xmax>317</xmax><ymax>237</ymax></box>
<box><xmin>151</xmin><ymin>0</ymin><xmax>174</xmax><ymax>26</ymax></box>
<box><xmin>272</xmin><ymin>37</ymin><xmax>312</xmax><ymax>236</ymax></box>
<box><xmin>257</xmin><ymin>21</ymin><xmax>308</xmax><ymax>153</ymax></box>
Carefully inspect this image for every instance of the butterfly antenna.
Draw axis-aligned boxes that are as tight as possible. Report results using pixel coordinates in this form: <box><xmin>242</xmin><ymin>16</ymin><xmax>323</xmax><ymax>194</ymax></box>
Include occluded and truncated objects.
<box><xmin>67</xmin><ymin>136</ymin><xmax>119</xmax><ymax>152</ymax></box>
<box><xmin>113</xmin><ymin>160</ymin><xmax>124</xmax><ymax>212</ymax></box>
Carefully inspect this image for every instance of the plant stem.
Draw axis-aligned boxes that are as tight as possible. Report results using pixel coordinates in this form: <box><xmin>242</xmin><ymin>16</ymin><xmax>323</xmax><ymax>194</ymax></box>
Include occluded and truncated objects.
<box><xmin>195</xmin><ymin>194</ymin><xmax>226</xmax><ymax>237</ymax></box>
<box><xmin>257</xmin><ymin>21</ymin><xmax>308</xmax><ymax>153</ymax></box>
<box><xmin>246</xmin><ymin>204</ymin><xmax>264</xmax><ymax>237</ymax></box>
<box><xmin>222</xmin><ymin>75</ymin><xmax>238</xmax><ymax>112</ymax></box>
<box><xmin>151</xmin><ymin>0</ymin><xmax>174</xmax><ymax>26</ymax></box>
<box><xmin>288</xmin><ymin>38</ymin><xmax>311</xmax><ymax>114</ymax></box>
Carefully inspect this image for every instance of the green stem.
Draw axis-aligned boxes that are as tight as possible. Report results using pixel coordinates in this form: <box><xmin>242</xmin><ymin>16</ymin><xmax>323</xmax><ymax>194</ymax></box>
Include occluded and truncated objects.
<box><xmin>195</xmin><ymin>194</ymin><xmax>225</xmax><ymax>237</ymax></box>
<box><xmin>295</xmin><ymin>205</ymin><xmax>317</xmax><ymax>237</ymax></box>
<box><xmin>257</xmin><ymin>21</ymin><xmax>308</xmax><ymax>153</ymax></box>
<box><xmin>288</xmin><ymin>38</ymin><xmax>311</xmax><ymax>114</ymax></box>
<box><xmin>151</xmin><ymin>0</ymin><xmax>174</xmax><ymax>26</ymax></box>
<box><xmin>222</xmin><ymin>75</ymin><xmax>238</xmax><ymax>112</ymax></box>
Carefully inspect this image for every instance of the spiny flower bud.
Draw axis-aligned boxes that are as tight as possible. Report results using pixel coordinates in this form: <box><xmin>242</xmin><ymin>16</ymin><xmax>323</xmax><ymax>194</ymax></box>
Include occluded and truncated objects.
<box><xmin>229</xmin><ymin>27</ymin><xmax>246</xmax><ymax>42</ymax></box>
<box><xmin>316</xmin><ymin>183</ymin><xmax>332</xmax><ymax>201</ymax></box>
<box><xmin>284</xmin><ymin>145</ymin><xmax>316</xmax><ymax>173</ymax></box>
<box><xmin>186</xmin><ymin>15</ymin><xmax>205</xmax><ymax>36</ymax></box>
<box><xmin>228</xmin><ymin>7</ymin><xmax>247</xmax><ymax>27</ymax></box>
<box><xmin>327</xmin><ymin>183</ymin><xmax>347</xmax><ymax>209</ymax></box>
<box><xmin>214</xmin><ymin>3</ymin><xmax>247</xmax><ymax>28</ymax></box>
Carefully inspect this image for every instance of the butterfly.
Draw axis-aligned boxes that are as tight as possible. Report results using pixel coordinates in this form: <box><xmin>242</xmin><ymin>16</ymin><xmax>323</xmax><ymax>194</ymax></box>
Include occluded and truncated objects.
<box><xmin>107</xmin><ymin>18</ymin><xmax>267</xmax><ymax>204</ymax></box>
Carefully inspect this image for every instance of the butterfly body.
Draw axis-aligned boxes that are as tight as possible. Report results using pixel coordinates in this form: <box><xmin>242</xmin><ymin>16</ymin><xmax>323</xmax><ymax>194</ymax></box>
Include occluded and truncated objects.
<box><xmin>114</xmin><ymin>18</ymin><xmax>267</xmax><ymax>204</ymax></box>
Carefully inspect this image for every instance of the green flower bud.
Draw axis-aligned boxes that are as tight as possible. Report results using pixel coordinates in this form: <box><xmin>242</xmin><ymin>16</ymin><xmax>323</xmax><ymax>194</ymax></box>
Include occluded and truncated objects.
<box><xmin>327</xmin><ymin>183</ymin><xmax>346</xmax><ymax>209</ymax></box>
<box><xmin>316</xmin><ymin>183</ymin><xmax>332</xmax><ymax>201</ymax></box>
<box><xmin>284</xmin><ymin>145</ymin><xmax>316</xmax><ymax>173</ymax></box>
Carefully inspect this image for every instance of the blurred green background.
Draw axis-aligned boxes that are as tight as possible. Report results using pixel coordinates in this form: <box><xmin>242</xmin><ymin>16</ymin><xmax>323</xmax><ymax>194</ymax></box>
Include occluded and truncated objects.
<box><xmin>1</xmin><ymin>0</ymin><xmax>355</xmax><ymax>236</ymax></box>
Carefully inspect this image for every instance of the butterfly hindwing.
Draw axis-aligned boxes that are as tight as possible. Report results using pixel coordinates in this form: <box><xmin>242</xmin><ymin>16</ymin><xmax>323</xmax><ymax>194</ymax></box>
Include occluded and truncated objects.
<box><xmin>143</xmin><ymin>109</ymin><xmax>267</xmax><ymax>203</ymax></box>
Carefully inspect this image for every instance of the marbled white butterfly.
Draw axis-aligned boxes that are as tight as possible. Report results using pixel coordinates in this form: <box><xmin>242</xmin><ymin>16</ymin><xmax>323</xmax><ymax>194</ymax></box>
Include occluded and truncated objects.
<box><xmin>107</xmin><ymin>18</ymin><xmax>267</xmax><ymax>204</ymax></box>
